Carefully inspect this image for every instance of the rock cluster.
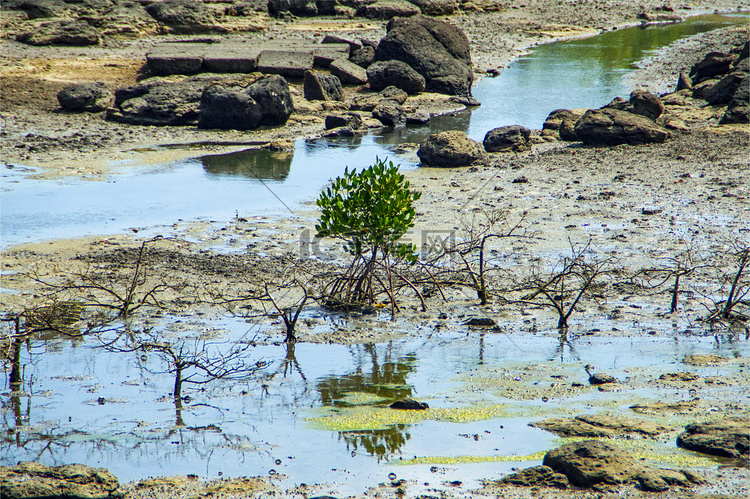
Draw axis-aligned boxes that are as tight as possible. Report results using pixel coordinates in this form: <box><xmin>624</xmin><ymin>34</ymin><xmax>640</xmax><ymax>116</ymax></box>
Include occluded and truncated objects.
<box><xmin>501</xmin><ymin>440</ymin><xmax>707</xmax><ymax>493</ymax></box>
<box><xmin>1</xmin><ymin>462</ymin><xmax>124</xmax><ymax>499</ymax></box>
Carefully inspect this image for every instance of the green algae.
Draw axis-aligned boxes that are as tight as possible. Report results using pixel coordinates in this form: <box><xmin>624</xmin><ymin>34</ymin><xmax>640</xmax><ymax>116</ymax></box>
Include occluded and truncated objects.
<box><xmin>308</xmin><ymin>404</ymin><xmax>510</xmax><ymax>432</ymax></box>
<box><xmin>392</xmin><ymin>451</ymin><xmax>547</xmax><ymax>466</ymax></box>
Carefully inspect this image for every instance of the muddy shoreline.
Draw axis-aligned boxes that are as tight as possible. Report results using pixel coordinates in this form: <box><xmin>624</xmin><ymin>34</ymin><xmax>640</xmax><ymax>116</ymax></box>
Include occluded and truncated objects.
<box><xmin>1</xmin><ymin>2</ymin><xmax>749</xmax><ymax>498</ymax></box>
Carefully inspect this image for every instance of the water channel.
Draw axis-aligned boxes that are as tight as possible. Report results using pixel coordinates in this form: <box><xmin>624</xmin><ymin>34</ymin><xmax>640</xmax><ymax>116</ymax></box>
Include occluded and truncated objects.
<box><xmin>1</xmin><ymin>13</ymin><xmax>746</xmax><ymax>248</ymax></box>
<box><xmin>2</xmin><ymin>12</ymin><xmax>749</xmax><ymax>496</ymax></box>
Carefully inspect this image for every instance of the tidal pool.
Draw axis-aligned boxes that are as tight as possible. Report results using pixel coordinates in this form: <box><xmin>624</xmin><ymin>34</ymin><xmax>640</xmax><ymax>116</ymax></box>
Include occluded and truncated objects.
<box><xmin>2</xmin><ymin>317</ymin><xmax>747</xmax><ymax>494</ymax></box>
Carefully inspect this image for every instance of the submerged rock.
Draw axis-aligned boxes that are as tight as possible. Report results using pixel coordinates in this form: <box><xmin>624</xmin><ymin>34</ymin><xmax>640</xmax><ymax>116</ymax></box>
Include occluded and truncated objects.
<box><xmin>390</xmin><ymin>398</ymin><xmax>429</xmax><ymax>410</ymax></box>
<box><xmin>0</xmin><ymin>461</ymin><xmax>124</xmax><ymax>499</ymax></box>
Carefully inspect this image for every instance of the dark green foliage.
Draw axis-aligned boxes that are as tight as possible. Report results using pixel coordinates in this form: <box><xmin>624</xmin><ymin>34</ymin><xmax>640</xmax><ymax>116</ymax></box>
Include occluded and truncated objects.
<box><xmin>316</xmin><ymin>158</ymin><xmax>421</xmax><ymax>261</ymax></box>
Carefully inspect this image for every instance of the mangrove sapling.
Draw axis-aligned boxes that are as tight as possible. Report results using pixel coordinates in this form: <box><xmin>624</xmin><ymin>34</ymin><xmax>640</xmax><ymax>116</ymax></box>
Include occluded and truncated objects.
<box><xmin>23</xmin><ymin>236</ymin><xmax>181</xmax><ymax>321</ymax></box>
<box><xmin>701</xmin><ymin>240</ymin><xmax>750</xmax><ymax>325</ymax></box>
<box><xmin>634</xmin><ymin>246</ymin><xmax>704</xmax><ymax>314</ymax></box>
<box><xmin>315</xmin><ymin>158</ymin><xmax>422</xmax><ymax>317</ymax></box>
<box><xmin>101</xmin><ymin>330</ymin><xmax>267</xmax><ymax>402</ymax></box>
<box><xmin>514</xmin><ymin>240</ymin><xmax>615</xmax><ymax>330</ymax></box>
<box><xmin>438</xmin><ymin>208</ymin><xmax>530</xmax><ymax>305</ymax></box>
<box><xmin>2</xmin><ymin>302</ymin><xmax>85</xmax><ymax>390</ymax></box>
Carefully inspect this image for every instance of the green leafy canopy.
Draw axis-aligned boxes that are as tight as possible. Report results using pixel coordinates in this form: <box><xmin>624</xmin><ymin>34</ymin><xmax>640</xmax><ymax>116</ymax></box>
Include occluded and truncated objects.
<box><xmin>315</xmin><ymin>158</ymin><xmax>422</xmax><ymax>261</ymax></box>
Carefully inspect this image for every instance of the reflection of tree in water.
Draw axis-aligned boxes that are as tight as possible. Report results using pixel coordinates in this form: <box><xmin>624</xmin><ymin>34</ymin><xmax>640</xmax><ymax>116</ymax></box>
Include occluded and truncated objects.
<box><xmin>316</xmin><ymin>342</ymin><xmax>418</xmax><ymax>460</ymax></box>
<box><xmin>339</xmin><ymin>425</ymin><xmax>410</xmax><ymax>462</ymax></box>
<box><xmin>200</xmin><ymin>148</ymin><xmax>292</xmax><ymax>181</ymax></box>
<box><xmin>317</xmin><ymin>343</ymin><xmax>417</xmax><ymax>406</ymax></box>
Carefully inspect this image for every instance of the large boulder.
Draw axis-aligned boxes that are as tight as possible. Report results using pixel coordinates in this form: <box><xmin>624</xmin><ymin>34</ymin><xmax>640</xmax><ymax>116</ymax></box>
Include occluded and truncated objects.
<box><xmin>629</xmin><ymin>89</ymin><xmax>664</xmax><ymax>120</ymax></box>
<box><xmin>689</xmin><ymin>51</ymin><xmax>734</xmax><ymax>84</ymax></box>
<box><xmin>245</xmin><ymin>75</ymin><xmax>294</xmax><ymax>126</ymax></box>
<box><xmin>367</xmin><ymin>60</ymin><xmax>425</xmax><ymax>94</ymax></box>
<box><xmin>483</xmin><ymin>125</ymin><xmax>531</xmax><ymax>152</ymax></box>
<box><xmin>304</xmin><ymin>70</ymin><xmax>344</xmax><ymax>101</ymax></box>
<box><xmin>574</xmin><ymin>108</ymin><xmax>669</xmax><ymax>146</ymax></box>
<box><xmin>198</xmin><ymin>84</ymin><xmax>263</xmax><ymax>130</ymax></box>
<box><xmin>357</xmin><ymin>0</ymin><xmax>421</xmax><ymax>19</ymax></box>
<box><xmin>145</xmin><ymin>0</ymin><xmax>223</xmax><ymax>34</ymax></box>
<box><xmin>542</xmin><ymin>440</ymin><xmax>642</xmax><ymax>488</ymax></box>
<box><xmin>107</xmin><ymin>75</ymin><xmax>227</xmax><ymax>126</ymax></box>
<box><xmin>57</xmin><ymin>82</ymin><xmax>113</xmax><ymax>113</ymax></box>
<box><xmin>375</xmin><ymin>15</ymin><xmax>473</xmax><ymax>96</ymax></box>
<box><xmin>417</xmin><ymin>130</ymin><xmax>486</xmax><ymax>167</ymax></box>
<box><xmin>676</xmin><ymin>418</ymin><xmax>750</xmax><ymax>458</ymax></box>
<box><xmin>0</xmin><ymin>462</ymin><xmax>125</xmax><ymax>499</ymax></box>
<box><xmin>15</xmin><ymin>20</ymin><xmax>100</xmax><ymax>46</ymax></box>
<box><xmin>372</xmin><ymin>99</ymin><xmax>406</xmax><ymax>127</ymax></box>
<box><xmin>720</xmin><ymin>83</ymin><xmax>750</xmax><ymax>124</ymax></box>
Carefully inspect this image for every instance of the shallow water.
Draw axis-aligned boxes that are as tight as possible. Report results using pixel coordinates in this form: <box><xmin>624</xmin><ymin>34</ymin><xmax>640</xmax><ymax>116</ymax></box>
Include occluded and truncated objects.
<box><xmin>3</xmin><ymin>318</ymin><xmax>746</xmax><ymax>494</ymax></box>
<box><xmin>1</xmin><ymin>13</ymin><xmax>746</xmax><ymax>248</ymax></box>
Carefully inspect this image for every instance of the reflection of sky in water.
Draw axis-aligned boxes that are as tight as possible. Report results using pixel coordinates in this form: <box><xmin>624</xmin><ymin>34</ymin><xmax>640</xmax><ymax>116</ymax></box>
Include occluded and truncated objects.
<box><xmin>2</xmin><ymin>13</ymin><xmax>745</xmax><ymax>248</ymax></box>
<box><xmin>3</xmin><ymin>324</ymin><xmax>745</xmax><ymax>491</ymax></box>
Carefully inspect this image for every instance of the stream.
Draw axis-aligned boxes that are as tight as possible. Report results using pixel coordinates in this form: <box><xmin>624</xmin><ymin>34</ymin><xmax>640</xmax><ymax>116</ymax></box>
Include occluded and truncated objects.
<box><xmin>2</xmin><ymin>12</ymin><xmax>749</xmax><ymax>496</ymax></box>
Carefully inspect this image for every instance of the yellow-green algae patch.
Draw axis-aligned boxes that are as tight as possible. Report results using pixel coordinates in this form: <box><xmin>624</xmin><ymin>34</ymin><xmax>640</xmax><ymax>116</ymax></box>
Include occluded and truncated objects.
<box><xmin>308</xmin><ymin>404</ymin><xmax>510</xmax><ymax>431</ymax></box>
<box><xmin>393</xmin><ymin>451</ymin><xmax>547</xmax><ymax>466</ymax></box>
<box><xmin>338</xmin><ymin>392</ymin><xmax>391</xmax><ymax>406</ymax></box>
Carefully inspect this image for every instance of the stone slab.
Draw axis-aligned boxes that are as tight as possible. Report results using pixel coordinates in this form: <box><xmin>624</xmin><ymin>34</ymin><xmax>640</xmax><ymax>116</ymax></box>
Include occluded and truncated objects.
<box><xmin>147</xmin><ymin>40</ymin><xmax>353</xmax><ymax>77</ymax></box>
<box><xmin>257</xmin><ymin>49</ymin><xmax>314</xmax><ymax>78</ymax></box>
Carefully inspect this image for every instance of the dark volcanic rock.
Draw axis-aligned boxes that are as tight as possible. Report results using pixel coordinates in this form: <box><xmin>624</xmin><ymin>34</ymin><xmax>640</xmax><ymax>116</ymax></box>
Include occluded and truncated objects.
<box><xmin>57</xmin><ymin>82</ymin><xmax>113</xmax><ymax>112</ymax></box>
<box><xmin>304</xmin><ymin>70</ymin><xmax>344</xmax><ymax>101</ymax></box>
<box><xmin>375</xmin><ymin>15</ymin><xmax>473</xmax><ymax>96</ymax></box>
<box><xmin>350</xmin><ymin>85</ymin><xmax>408</xmax><ymax>111</ymax></box>
<box><xmin>574</xmin><ymin>108</ymin><xmax>669</xmax><ymax>145</ymax></box>
<box><xmin>268</xmin><ymin>0</ymin><xmax>320</xmax><ymax>17</ymax></box>
<box><xmin>720</xmin><ymin>83</ymin><xmax>750</xmax><ymax>124</ymax></box>
<box><xmin>0</xmin><ymin>461</ymin><xmax>125</xmax><ymax>499</ymax></box>
<box><xmin>677</xmin><ymin>418</ymin><xmax>750</xmax><ymax>458</ymax></box>
<box><xmin>588</xmin><ymin>373</ymin><xmax>617</xmax><ymax>384</ymax></box>
<box><xmin>145</xmin><ymin>0</ymin><xmax>223</xmax><ymax>34</ymax></box>
<box><xmin>107</xmin><ymin>76</ymin><xmax>218</xmax><ymax>126</ymax></box>
<box><xmin>629</xmin><ymin>89</ymin><xmax>664</xmax><ymax>120</ymax></box>
<box><xmin>367</xmin><ymin>60</ymin><xmax>425</xmax><ymax>94</ymax></box>
<box><xmin>483</xmin><ymin>125</ymin><xmax>531</xmax><ymax>152</ymax></box>
<box><xmin>325</xmin><ymin>112</ymin><xmax>362</xmax><ymax>130</ymax></box>
<box><xmin>689</xmin><ymin>51</ymin><xmax>734</xmax><ymax>83</ymax></box>
<box><xmin>704</xmin><ymin>71</ymin><xmax>747</xmax><ymax>106</ymax></box>
<box><xmin>350</xmin><ymin>45</ymin><xmax>376</xmax><ymax>68</ymax></box>
<box><xmin>245</xmin><ymin>75</ymin><xmax>295</xmax><ymax>126</ymax></box>
<box><xmin>16</xmin><ymin>20</ymin><xmax>100</xmax><ymax>46</ymax></box>
<box><xmin>372</xmin><ymin>99</ymin><xmax>407</xmax><ymax>127</ymax></box>
<box><xmin>198</xmin><ymin>84</ymin><xmax>263</xmax><ymax>130</ymax></box>
<box><xmin>417</xmin><ymin>130</ymin><xmax>486</xmax><ymax>167</ymax></box>
<box><xmin>198</xmin><ymin>76</ymin><xmax>293</xmax><ymax>130</ymax></box>
<box><xmin>390</xmin><ymin>398</ymin><xmax>429</xmax><ymax>410</ymax></box>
